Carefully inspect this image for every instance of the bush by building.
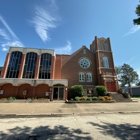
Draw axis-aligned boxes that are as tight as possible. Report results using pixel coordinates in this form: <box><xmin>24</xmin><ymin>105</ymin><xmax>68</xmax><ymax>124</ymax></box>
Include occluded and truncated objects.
<box><xmin>96</xmin><ymin>85</ymin><xmax>107</xmax><ymax>96</ymax></box>
<box><xmin>70</xmin><ymin>85</ymin><xmax>84</xmax><ymax>98</ymax></box>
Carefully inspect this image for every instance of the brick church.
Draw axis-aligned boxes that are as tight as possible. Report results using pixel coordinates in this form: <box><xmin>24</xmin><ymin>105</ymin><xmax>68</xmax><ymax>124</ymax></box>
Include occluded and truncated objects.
<box><xmin>0</xmin><ymin>36</ymin><xmax>119</xmax><ymax>100</ymax></box>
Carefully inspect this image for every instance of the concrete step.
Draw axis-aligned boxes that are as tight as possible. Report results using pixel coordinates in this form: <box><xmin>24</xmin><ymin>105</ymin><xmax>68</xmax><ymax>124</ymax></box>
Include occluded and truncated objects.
<box><xmin>108</xmin><ymin>92</ymin><xmax>132</xmax><ymax>102</ymax></box>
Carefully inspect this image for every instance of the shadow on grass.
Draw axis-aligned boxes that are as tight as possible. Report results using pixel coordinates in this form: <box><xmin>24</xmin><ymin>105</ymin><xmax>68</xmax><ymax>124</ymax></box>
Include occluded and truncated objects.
<box><xmin>0</xmin><ymin>125</ymin><xmax>92</xmax><ymax>140</ymax></box>
<box><xmin>88</xmin><ymin>122</ymin><xmax>140</xmax><ymax>140</ymax></box>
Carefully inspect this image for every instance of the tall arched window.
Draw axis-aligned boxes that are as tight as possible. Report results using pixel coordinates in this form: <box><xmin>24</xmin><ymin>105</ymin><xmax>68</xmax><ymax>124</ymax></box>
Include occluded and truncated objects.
<box><xmin>79</xmin><ymin>72</ymin><xmax>85</xmax><ymax>82</ymax></box>
<box><xmin>100</xmin><ymin>43</ymin><xmax>104</xmax><ymax>50</ymax></box>
<box><xmin>86</xmin><ymin>72</ymin><xmax>92</xmax><ymax>82</ymax></box>
<box><xmin>23</xmin><ymin>52</ymin><xmax>37</xmax><ymax>78</ymax></box>
<box><xmin>103</xmin><ymin>56</ymin><xmax>109</xmax><ymax>68</ymax></box>
<box><xmin>6</xmin><ymin>51</ymin><xmax>22</xmax><ymax>78</ymax></box>
<box><xmin>39</xmin><ymin>53</ymin><xmax>52</xmax><ymax>79</ymax></box>
<box><xmin>104</xmin><ymin>44</ymin><xmax>108</xmax><ymax>51</ymax></box>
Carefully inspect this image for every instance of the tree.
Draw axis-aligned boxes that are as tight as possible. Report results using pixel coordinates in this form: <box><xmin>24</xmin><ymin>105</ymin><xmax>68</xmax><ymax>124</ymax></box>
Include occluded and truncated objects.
<box><xmin>115</xmin><ymin>66</ymin><xmax>122</xmax><ymax>82</ymax></box>
<box><xmin>116</xmin><ymin>64</ymin><xmax>139</xmax><ymax>94</ymax></box>
<box><xmin>136</xmin><ymin>80</ymin><xmax>140</xmax><ymax>86</ymax></box>
<box><xmin>133</xmin><ymin>3</ymin><xmax>140</xmax><ymax>25</ymax></box>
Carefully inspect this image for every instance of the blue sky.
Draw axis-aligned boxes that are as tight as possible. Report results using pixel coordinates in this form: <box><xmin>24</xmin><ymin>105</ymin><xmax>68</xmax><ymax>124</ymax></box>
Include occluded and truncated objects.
<box><xmin>0</xmin><ymin>0</ymin><xmax>140</xmax><ymax>75</ymax></box>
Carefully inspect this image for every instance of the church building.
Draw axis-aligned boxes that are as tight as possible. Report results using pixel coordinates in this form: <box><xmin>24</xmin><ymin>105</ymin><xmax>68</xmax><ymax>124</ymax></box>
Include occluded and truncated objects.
<box><xmin>0</xmin><ymin>36</ymin><xmax>119</xmax><ymax>100</ymax></box>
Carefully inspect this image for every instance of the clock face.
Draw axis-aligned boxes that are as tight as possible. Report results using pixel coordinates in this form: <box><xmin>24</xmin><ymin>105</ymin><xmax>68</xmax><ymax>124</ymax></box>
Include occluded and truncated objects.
<box><xmin>79</xmin><ymin>58</ymin><xmax>90</xmax><ymax>69</ymax></box>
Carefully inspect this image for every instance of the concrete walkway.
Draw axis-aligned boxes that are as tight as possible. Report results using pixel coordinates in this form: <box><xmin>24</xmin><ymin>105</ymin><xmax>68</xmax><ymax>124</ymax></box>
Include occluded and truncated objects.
<box><xmin>0</xmin><ymin>100</ymin><xmax>140</xmax><ymax>117</ymax></box>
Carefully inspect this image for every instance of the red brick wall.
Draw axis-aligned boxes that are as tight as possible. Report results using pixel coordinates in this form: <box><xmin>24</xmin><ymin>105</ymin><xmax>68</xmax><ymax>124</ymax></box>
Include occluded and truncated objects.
<box><xmin>61</xmin><ymin>47</ymin><xmax>98</xmax><ymax>87</ymax></box>
<box><xmin>0</xmin><ymin>84</ymin><xmax>18</xmax><ymax>98</ymax></box>
<box><xmin>35</xmin><ymin>84</ymin><xmax>50</xmax><ymax>98</ymax></box>
<box><xmin>18</xmin><ymin>84</ymin><xmax>33</xmax><ymax>98</ymax></box>
<box><xmin>54</xmin><ymin>55</ymin><xmax>62</xmax><ymax>79</ymax></box>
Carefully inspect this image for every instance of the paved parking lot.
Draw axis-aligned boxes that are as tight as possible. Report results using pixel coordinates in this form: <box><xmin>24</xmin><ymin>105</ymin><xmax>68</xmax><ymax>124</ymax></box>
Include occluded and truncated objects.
<box><xmin>0</xmin><ymin>113</ymin><xmax>140</xmax><ymax>140</ymax></box>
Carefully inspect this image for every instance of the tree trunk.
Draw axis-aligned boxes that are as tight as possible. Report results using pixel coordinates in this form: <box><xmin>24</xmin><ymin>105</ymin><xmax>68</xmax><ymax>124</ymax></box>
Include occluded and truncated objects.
<box><xmin>128</xmin><ymin>83</ymin><xmax>133</xmax><ymax>96</ymax></box>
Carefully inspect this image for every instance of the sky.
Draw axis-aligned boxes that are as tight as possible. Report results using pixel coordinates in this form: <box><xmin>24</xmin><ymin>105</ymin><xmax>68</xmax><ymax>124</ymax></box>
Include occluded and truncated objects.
<box><xmin>0</xmin><ymin>0</ymin><xmax>140</xmax><ymax>75</ymax></box>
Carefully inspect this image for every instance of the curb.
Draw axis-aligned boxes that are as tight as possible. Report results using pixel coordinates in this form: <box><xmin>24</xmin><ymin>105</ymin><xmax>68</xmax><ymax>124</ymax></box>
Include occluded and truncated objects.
<box><xmin>0</xmin><ymin>111</ymin><xmax>140</xmax><ymax>118</ymax></box>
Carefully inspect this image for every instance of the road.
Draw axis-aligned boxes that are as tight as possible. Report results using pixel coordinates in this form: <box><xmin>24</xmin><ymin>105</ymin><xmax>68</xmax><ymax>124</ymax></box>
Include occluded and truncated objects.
<box><xmin>1</xmin><ymin>113</ymin><xmax>140</xmax><ymax>140</ymax></box>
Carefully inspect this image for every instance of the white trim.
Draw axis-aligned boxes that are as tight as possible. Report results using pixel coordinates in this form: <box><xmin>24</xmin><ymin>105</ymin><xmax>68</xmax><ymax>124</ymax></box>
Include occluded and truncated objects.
<box><xmin>9</xmin><ymin>47</ymin><xmax>55</xmax><ymax>56</ymax></box>
<box><xmin>0</xmin><ymin>78</ymin><xmax>68</xmax><ymax>86</ymax></box>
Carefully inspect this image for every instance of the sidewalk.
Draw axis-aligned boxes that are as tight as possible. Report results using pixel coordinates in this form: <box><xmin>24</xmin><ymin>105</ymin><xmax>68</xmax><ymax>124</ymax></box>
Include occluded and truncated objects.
<box><xmin>0</xmin><ymin>100</ymin><xmax>140</xmax><ymax>117</ymax></box>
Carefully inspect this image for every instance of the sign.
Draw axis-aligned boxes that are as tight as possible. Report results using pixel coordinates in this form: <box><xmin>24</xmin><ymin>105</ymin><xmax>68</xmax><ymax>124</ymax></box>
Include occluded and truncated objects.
<box><xmin>46</xmin><ymin>92</ymin><xmax>49</xmax><ymax>96</ymax></box>
<box><xmin>0</xmin><ymin>90</ymin><xmax>4</xmax><ymax>94</ymax></box>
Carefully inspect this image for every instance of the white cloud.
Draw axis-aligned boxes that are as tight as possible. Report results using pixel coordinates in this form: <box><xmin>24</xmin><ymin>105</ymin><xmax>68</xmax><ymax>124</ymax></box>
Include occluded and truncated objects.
<box><xmin>1</xmin><ymin>41</ymin><xmax>23</xmax><ymax>51</ymax></box>
<box><xmin>2</xmin><ymin>47</ymin><xmax>7</xmax><ymax>51</ymax></box>
<box><xmin>55</xmin><ymin>40</ymin><xmax>72</xmax><ymax>54</ymax></box>
<box><xmin>0</xmin><ymin>15</ymin><xmax>18</xmax><ymax>40</ymax></box>
<box><xmin>126</xmin><ymin>56</ymin><xmax>136</xmax><ymax>64</ymax></box>
<box><xmin>0</xmin><ymin>15</ymin><xmax>23</xmax><ymax>51</ymax></box>
<box><xmin>29</xmin><ymin>1</ymin><xmax>59</xmax><ymax>42</ymax></box>
<box><xmin>123</xmin><ymin>25</ymin><xmax>140</xmax><ymax>36</ymax></box>
<box><xmin>0</xmin><ymin>29</ymin><xmax>10</xmax><ymax>40</ymax></box>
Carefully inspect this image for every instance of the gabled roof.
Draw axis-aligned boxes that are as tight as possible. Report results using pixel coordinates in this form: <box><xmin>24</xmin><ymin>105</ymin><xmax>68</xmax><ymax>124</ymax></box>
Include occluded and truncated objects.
<box><xmin>62</xmin><ymin>45</ymin><xmax>93</xmax><ymax>65</ymax></box>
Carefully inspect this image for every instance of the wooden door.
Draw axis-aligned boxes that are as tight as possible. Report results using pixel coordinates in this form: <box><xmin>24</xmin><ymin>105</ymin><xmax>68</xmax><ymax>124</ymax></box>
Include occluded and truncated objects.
<box><xmin>106</xmin><ymin>82</ymin><xmax>116</xmax><ymax>92</ymax></box>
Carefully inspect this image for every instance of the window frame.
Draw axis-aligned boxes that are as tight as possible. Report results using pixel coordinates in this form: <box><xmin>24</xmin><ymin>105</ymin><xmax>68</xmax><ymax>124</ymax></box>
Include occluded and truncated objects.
<box><xmin>86</xmin><ymin>72</ymin><xmax>92</xmax><ymax>82</ymax></box>
<box><xmin>104</xmin><ymin>44</ymin><xmax>108</xmax><ymax>51</ymax></box>
<box><xmin>39</xmin><ymin>53</ymin><xmax>52</xmax><ymax>79</ymax></box>
<box><xmin>6</xmin><ymin>51</ymin><xmax>22</xmax><ymax>78</ymax></box>
<box><xmin>103</xmin><ymin>56</ymin><xmax>109</xmax><ymax>68</ymax></box>
<box><xmin>22</xmin><ymin>52</ymin><xmax>37</xmax><ymax>79</ymax></box>
<box><xmin>79</xmin><ymin>72</ymin><xmax>85</xmax><ymax>82</ymax></box>
<box><xmin>79</xmin><ymin>58</ymin><xmax>90</xmax><ymax>69</ymax></box>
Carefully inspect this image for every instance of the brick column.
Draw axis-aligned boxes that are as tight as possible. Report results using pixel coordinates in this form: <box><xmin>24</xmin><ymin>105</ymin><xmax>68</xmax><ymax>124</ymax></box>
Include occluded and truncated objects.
<box><xmin>50</xmin><ymin>56</ymin><xmax>55</xmax><ymax>79</ymax></box>
<box><xmin>65</xmin><ymin>88</ymin><xmax>68</xmax><ymax>100</ymax></box>
<box><xmin>49</xmin><ymin>86</ymin><xmax>52</xmax><ymax>100</ymax></box>
<box><xmin>1</xmin><ymin>53</ymin><xmax>11</xmax><ymax>78</ymax></box>
<box><xmin>18</xmin><ymin>54</ymin><xmax>26</xmax><ymax>78</ymax></box>
<box><xmin>34</xmin><ymin>55</ymin><xmax>41</xmax><ymax>79</ymax></box>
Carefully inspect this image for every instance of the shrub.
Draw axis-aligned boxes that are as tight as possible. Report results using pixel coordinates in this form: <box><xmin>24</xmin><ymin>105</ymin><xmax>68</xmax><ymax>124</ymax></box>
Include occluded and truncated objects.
<box><xmin>7</xmin><ymin>97</ymin><xmax>16</xmax><ymax>100</ymax></box>
<box><xmin>98</xmin><ymin>97</ymin><xmax>105</xmax><ymax>101</ymax></box>
<box><xmin>70</xmin><ymin>98</ymin><xmax>74</xmax><ymax>101</ymax></box>
<box><xmin>15</xmin><ymin>96</ymin><xmax>20</xmax><ymax>99</ymax></box>
<box><xmin>80</xmin><ymin>96</ymin><xmax>87</xmax><ymax>100</ymax></box>
<box><xmin>87</xmin><ymin>97</ymin><xmax>93</xmax><ymax>101</ymax></box>
<box><xmin>75</xmin><ymin>96</ymin><xmax>80</xmax><ymax>101</ymax></box>
<box><xmin>103</xmin><ymin>96</ymin><xmax>112</xmax><ymax>100</ymax></box>
<box><xmin>0</xmin><ymin>98</ymin><xmax>7</xmax><ymax>100</ymax></box>
<box><xmin>70</xmin><ymin>85</ymin><xmax>84</xmax><ymax>98</ymax></box>
<box><xmin>92</xmin><ymin>97</ymin><xmax>98</xmax><ymax>100</ymax></box>
<box><xmin>96</xmin><ymin>86</ymin><xmax>107</xmax><ymax>96</ymax></box>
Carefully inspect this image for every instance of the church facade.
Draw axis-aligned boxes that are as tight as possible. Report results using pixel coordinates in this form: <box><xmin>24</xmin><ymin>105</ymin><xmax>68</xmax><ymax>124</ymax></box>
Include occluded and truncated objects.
<box><xmin>0</xmin><ymin>36</ymin><xmax>119</xmax><ymax>100</ymax></box>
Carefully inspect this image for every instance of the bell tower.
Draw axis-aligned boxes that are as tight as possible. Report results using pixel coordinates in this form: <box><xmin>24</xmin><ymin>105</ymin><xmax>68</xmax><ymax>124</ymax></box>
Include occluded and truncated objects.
<box><xmin>90</xmin><ymin>36</ymin><xmax>119</xmax><ymax>92</ymax></box>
